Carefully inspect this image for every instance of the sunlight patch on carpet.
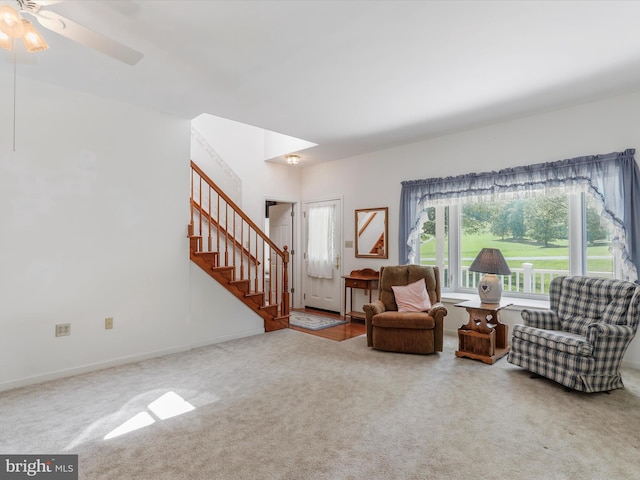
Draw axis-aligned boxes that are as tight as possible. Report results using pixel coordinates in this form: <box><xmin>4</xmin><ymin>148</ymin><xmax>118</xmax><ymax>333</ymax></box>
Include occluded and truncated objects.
<box><xmin>104</xmin><ymin>391</ymin><xmax>195</xmax><ymax>440</ymax></box>
<box><xmin>104</xmin><ymin>412</ymin><xmax>155</xmax><ymax>440</ymax></box>
<box><xmin>148</xmin><ymin>391</ymin><xmax>195</xmax><ymax>420</ymax></box>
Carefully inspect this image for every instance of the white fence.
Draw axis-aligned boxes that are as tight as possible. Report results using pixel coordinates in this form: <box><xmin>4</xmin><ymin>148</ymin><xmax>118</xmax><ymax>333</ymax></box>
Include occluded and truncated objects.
<box><xmin>434</xmin><ymin>262</ymin><xmax>613</xmax><ymax>295</ymax></box>
<box><xmin>460</xmin><ymin>264</ymin><xmax>564</xmax><ymax>295</ymax></box>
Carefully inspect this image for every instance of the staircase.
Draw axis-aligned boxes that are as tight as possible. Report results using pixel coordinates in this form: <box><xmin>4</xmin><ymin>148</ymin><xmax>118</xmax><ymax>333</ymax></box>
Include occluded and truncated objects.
<box><xmin>189</xmin><ymin>161</ymin><xmax>290</xmax><ymax>331</ymax></box>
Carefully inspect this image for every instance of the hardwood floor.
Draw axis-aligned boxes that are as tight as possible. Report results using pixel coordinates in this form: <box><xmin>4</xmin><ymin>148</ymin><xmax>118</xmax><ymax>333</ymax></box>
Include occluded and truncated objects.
<box><xmin>289</xmin><ymin>308</ymin><xmax>366</xmax><ymax>341</ymax></box>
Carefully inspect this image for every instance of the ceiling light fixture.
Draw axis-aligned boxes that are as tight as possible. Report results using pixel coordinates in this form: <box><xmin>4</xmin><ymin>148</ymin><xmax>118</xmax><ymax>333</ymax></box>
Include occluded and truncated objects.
<box><xmin>0</xmin><ymin>4</ymin><xmax>48</xmax><ymax>51</ymax></box>
<box><xmin>0</xmin><ymin>4</ymin><xmax>49</xmax><ymax>151</ymax></box>
<box><xmin>20</xmin><ymin>17</ymin><xmax>48</xmax><ymax>52</ymax></box>
<box><xmin>0</xmin><ymin>4</ymin><xmax>23</xmax><ymax>38</ymax></box>
<box><xmin>0</xmin><ymin>28</ymin><xmax>11</xmax><ymax>50</ymax></box>
<box><xmin>286</xmin><ymin>154</ymin><xmax>300</xmax><ymax>165</ymax></box>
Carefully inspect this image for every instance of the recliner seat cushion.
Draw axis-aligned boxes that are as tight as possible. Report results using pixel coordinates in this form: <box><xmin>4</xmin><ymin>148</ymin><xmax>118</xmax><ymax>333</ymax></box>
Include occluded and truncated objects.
<box><xmin>512</xmin><ymin>324</ymin><xmax>593</xmax><ymax>356</ymax></box>
<box><xmin>372</xmin><ymin>311</ymin><xmax>435</xmax><ymax>330</ymax></box>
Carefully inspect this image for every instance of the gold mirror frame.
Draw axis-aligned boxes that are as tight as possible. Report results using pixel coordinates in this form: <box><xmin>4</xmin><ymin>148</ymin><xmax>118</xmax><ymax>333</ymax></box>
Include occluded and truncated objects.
<box><xmin>355</xmin><ymin>207</ymin><xmax>388</xmax><ymax>258</ymax></box>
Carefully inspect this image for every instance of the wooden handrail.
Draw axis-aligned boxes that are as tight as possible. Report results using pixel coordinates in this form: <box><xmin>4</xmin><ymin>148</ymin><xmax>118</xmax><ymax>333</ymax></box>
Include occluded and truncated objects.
<box><xmin>190</xmin><ymin>160</ymin><xmax>290</xmax><ymax>319</ymax></box>
<box><xmin>191</xmin><ymin>161</ymin><xmax>285</xmax><ymax>255</ymax></box>
<box><xmin>190</xmin><ymin>199</ymin><xmax>261</xmax><ymax>266</ymax></box>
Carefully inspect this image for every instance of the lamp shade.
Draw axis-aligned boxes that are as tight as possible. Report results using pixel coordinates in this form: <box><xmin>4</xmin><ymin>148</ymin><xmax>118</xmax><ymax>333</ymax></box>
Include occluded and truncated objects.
<box><xmin>468</xmin><ymin>248</ymin><xmax>511</xmax><ymax>275</ymax></box>
<box><xmin>469</xmin><ymin>248</ymin><xmax>511</xmax><ymax>303</ymax></box>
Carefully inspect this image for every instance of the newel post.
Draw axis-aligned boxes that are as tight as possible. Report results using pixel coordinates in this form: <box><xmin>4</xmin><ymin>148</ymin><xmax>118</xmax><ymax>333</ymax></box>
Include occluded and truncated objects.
<box><xmin>282</xmin><ymin>246</ymin><xmax>290</xmax><ymax>316</ymax></box>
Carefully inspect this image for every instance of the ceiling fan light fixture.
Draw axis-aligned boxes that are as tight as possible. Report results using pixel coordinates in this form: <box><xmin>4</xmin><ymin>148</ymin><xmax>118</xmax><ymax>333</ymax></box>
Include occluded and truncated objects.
<box><xmin>0</xmin><ymin>29</ymin><xmax>11</xmax><ymax>51</ymax></box>
<box><xmin>286</xmin><ymin>154</ymin><xmax>300</xmax><ymax>165</ymax></box>
<box><xmin>0</xmin><ymin>5</ymin><xmax>23</xmax><ymax>38</ymax></box>
<box><xmin>21</xmin><ymin>18</ymin><xmax>48</xmax><ymax>52</ymax></box>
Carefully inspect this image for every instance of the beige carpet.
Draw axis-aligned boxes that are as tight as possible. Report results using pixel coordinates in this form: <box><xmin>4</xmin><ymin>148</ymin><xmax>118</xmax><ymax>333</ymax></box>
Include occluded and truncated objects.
<box><xmin>2</xmin><ymin>330</ymin><xmax>640</xmax><ymax>480</ymax></box>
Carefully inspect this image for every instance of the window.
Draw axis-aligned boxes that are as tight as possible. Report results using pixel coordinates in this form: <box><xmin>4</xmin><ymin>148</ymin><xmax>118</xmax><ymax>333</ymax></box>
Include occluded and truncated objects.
<box><xmin>420</xmin><ymin>206</ymin><xmax>449</xmax><ymax>288</ymax></box>
<box><xmin>399</xmin><ymin>149</ymin><xmax>640</xmax><ymax>294</ymax></box>
<box><xmin>418</xmin><ymin>193</ymin><xmax>617</xmax><ymax>297</ymax></box>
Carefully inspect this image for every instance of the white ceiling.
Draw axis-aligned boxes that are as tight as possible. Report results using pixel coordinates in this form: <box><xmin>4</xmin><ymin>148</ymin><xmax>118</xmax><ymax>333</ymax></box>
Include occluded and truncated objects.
<box><xmin>7</xmin><ymin>0</ymin><xmax>640</xmax><ymax>165</ymax></box>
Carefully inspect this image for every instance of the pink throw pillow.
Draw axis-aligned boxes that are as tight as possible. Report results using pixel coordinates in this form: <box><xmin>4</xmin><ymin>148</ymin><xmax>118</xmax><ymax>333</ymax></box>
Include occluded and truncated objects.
<box><xmin>391</xmin><ymin>279</ymin><xmax>432</xmax><ymax>312</ymax></box>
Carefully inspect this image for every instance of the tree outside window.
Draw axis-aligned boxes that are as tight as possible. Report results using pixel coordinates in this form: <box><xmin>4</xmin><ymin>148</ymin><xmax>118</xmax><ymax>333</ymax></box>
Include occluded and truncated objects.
<box><xmin>420</xmin><ymin>193</ymin><xmax>615</xmax><ymax>297</ymax></box>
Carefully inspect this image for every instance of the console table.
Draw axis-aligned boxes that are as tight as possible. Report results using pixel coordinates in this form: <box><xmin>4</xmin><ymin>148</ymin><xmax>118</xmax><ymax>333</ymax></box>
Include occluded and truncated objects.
<box><xmin>342</xmin><ymin>269</ymin><xmax>379</xmax><ymax>321</ymax></box>
<box><xmin>455</xmin><ymin>299</ymin><xmax>512</xmax><ymax>364</ymax></box>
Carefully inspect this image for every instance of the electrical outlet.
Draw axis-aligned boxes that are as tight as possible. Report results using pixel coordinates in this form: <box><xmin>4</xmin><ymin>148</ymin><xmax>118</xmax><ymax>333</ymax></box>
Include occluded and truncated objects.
<box><xmin>105</xmin><ymin>317</ymin><xmax>113</xmax><ymax>329</ymax></box>
<box><xmin>55</xmin><ymin>323</ymin><xmax>71</xmax><ymax>337</ymax></box>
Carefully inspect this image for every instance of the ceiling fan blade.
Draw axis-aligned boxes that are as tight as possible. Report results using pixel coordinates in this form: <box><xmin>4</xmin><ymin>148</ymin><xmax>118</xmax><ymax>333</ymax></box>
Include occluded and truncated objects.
<box><xmin>35</xmin><ymin>9</ymin><xmax>143</xmax><ymax>65</ymax></box>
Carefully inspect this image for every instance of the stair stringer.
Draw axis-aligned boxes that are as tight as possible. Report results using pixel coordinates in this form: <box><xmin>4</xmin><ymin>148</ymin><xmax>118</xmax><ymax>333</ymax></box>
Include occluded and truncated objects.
<box><xmin>189</xmin><ymin>235</ymin><xmax>288</xmax><ymax>332</ymax></box>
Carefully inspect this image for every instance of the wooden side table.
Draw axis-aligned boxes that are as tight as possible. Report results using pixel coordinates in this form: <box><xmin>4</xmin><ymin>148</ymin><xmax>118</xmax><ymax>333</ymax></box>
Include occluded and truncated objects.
<box><xmin>342</xmin><ymin>268</ymin><xmax>379</xmax><ymax>321</ymax></box>
<box><xmin>455</xmin><ymin>299</ymin><xmax>512</xmax><ymax>364</ymax></box>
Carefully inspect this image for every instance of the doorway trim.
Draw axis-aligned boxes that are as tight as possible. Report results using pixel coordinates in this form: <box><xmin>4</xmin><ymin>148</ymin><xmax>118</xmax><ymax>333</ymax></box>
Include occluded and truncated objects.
<box><xmin>264</xmin><ymin>196</ymin><xmax>301</xmax><ymax>309</ymax></box>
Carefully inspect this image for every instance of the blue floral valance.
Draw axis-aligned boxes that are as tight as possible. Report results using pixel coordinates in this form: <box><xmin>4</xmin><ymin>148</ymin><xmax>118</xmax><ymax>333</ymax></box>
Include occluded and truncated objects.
<box><xmin>399</xmin><ymin>149</ymin><xmax>640</xmax><ymax>282</ymax></box>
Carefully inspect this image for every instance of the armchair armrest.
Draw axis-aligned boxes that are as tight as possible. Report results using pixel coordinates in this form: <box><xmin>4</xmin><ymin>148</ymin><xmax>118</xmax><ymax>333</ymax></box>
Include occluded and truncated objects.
<box><xmin>586</xmin><ymin>323</ymin><xmax>636</xmax><ymax>370</ymax></box>
<box><xmin>428</xmin><ymin>302</ymin><xmax>448</xmax><ymax>320</ymax></box>
<box><xmin>363</xmin><ymin>300</ymin><xmax>386</xmax><ymax>319</ymax></box>
<box><xmin>586</xmin><ymin>323</ymin><xmax>635</xmax><ymax>342</ymax></box>
<box><xmin>363</xmin><ymin>300</ymin><xmax>386</xmax><ymax>347</ymax></box>
<box><xmin>521</xmin><ymin>309</ymin><xmax>562</xmax><ymax>330</ymax></box>
<box><xmin>429</xmin><ymin>301</ymin><xmax>447</xmax><ymax>352</ymax></box>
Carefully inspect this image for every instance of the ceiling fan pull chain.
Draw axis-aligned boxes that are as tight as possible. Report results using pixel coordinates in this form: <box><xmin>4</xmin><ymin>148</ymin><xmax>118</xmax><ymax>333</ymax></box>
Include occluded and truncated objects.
<box><xmin>12</xmin><ymin>38</ymin><xmax>16</xmax><ymax>152</ymax></box>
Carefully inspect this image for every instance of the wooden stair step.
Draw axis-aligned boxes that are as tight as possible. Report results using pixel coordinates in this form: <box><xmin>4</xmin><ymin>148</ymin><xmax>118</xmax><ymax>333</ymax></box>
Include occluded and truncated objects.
<box><xmin>244</xmin><ymin>291</ymin><xmax>264</xmax><ymax>306</ymax></box>
<box><xmin>229</xmin><ymin>279</ymin><xmax>250</xmax><ymax>293</ymax></box>
<box><xmin>211</xmin><ymin>266</ymin><xmax>234</xmax><ymax>281</ymax></box>
<box><xmin>260</xmin><ymin>304</ymin><xmax>278</xmax><ymax>316</ymax></box>
<box><xmin>266</xmin><ymin>314</ymin><xmax>290</xmax><ymax>332</ymax></box>
<box><xmin>189</xmin><ymin>236</ymin><xmax>202</xmax><ymax>251</ymax></box>
<box><xmin>194</xmin><ymin>251</ymin><xmax>219</xmax><ymax>267</ymax></box>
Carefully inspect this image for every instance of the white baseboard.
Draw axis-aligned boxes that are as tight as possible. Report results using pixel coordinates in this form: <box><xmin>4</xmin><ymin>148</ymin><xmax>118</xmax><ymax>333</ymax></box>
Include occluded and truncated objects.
<box><xmin>0</xmin><ymin>343</ymin><xmax>192</xmax><ymax>393</ymax></box>
<box><xmin>190</xmin><ymin>327</ymin><xmax>265</xmax><ymax>349</ymax></box>
<box><xmin>1</xmin><ymin>327</ymin><xmax>267</xmax><ymax>393</ymax></box>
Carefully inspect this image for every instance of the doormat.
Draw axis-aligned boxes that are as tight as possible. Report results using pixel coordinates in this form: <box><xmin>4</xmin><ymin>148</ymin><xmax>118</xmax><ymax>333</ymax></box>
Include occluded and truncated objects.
<box><xmin>289</xmin><ymin>311</ymin><xmax>348</xmax><ymax>331</ymax></box>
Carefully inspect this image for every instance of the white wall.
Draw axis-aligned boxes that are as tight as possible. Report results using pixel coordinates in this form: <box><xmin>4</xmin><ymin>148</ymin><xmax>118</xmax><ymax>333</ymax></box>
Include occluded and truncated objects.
<box><xmin>0</xmin><ymin>73</ymin><xmax>193</xmax><ymax>390</ymax></box>
<box><xmin>301</xmin><ymin>89</ymin><xmax>640</xmax><ymax>369</ymax></box>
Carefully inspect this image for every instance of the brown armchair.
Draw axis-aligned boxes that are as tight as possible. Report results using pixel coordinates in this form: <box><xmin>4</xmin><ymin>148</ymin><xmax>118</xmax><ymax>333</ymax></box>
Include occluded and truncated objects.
<box><xmin>363</xmin><ymin>265</ymin><xmax>447</xmax><ymax>354</ymax></box>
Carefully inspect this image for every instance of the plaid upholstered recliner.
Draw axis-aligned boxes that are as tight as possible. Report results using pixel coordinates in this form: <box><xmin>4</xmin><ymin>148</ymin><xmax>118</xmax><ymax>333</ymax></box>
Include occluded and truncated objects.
<box><xmin>507</xmin><ymin>276</ymin><xmax>640</xmax><ymax>392</ymax></box>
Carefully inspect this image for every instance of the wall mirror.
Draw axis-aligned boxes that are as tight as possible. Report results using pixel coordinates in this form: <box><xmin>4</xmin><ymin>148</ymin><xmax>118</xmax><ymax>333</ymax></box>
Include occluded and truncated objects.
<box><xmin>355</xmin><ymin>207</ymin><xmax>388</xmax><ymax>258</ymax></box>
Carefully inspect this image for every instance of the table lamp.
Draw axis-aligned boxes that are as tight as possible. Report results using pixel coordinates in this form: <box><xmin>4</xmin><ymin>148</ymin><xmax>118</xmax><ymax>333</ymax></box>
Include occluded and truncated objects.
<box><xmin>468</xmin><ymin>248</ymin><xmax>511</xmax><ymax>303</ymax></box>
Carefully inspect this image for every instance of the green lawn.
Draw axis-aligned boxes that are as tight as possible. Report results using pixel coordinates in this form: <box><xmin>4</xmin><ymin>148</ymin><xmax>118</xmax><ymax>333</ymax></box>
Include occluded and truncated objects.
<box><xmin>421</xmin><ymin>232</ymin><xmax>613</xmax><ymax>273</ymax></box>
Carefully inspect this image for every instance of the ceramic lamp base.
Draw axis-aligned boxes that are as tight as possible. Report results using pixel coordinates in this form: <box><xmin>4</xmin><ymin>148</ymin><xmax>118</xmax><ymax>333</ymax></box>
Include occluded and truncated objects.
<box><xmin>477</xmin><ymin>273</ymin><xmax>502</xmax><ymax>303</ymax></box>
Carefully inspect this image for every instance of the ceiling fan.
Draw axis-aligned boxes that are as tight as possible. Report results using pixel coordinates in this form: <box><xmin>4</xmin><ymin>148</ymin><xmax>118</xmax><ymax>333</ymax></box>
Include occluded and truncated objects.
<box><xmin>2</xmin><ymin>0</ymin><xmax>143</xmax><ymax>65</ymax></box>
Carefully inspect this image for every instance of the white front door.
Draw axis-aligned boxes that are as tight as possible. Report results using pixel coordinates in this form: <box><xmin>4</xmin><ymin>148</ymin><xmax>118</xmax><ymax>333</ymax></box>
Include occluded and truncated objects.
<box><xmin>304</xmin><ymin>199</ymin><xmax>342</xmax><ymax>313</ymax></box>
